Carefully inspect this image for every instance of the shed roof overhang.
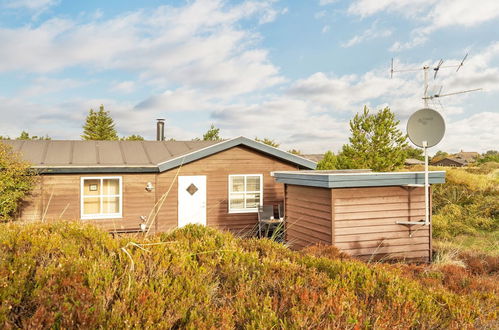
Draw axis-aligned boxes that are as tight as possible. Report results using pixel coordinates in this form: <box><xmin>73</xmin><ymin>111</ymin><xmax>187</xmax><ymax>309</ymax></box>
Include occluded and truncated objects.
<box><xmin>273</xmin><ymin>170</ymin><xmax>446</xmax><ymax>188</ymax></box>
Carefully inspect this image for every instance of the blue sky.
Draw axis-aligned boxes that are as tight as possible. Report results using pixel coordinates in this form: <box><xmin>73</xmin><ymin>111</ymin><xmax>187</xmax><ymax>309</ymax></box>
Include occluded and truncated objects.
<box><xmin>0</xmin><ymin>0</ymin><xmax>498</xmax><ymax>153</ymax></box>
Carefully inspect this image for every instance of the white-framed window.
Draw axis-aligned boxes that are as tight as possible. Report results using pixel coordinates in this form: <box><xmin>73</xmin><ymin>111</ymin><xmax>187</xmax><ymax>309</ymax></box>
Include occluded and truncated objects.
<box><xmin>228</xmin><ymin>174</ymin><xmax>263</xmax><ymax>213</ymax></box>
<box><xmin>80</xmin><ymin>176</ymin><xmax>122</xmax><ymax>219</ymax></box>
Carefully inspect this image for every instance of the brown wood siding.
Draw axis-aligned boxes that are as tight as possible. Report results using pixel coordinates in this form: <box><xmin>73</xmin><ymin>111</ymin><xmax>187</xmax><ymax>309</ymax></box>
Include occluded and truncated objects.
<box><xmin>332</xmin><ymin>186</ymin><xmax>430</xmax><ymax>261</ymax></box>
<box><xmin>17</xmin><ymin>173</ymin><xmax>158</xmax><ymax>231</ymax></box>
<box><xmin>18</xmin><ymin>177</ymin><xmax>43</xmax><ymax>222</ymax></box>
<box><xmin>154</xmin><ymin>146</ymin><xmax>298</xmax><ymax>234</ymax></box>
<box><xmin>285</xmin><ymin>185</ymin><xmax>333</xmax><ymax>250</ymax></box>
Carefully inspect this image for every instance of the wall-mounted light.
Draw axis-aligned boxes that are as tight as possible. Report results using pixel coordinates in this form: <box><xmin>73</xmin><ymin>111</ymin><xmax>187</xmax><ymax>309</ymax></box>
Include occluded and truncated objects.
<box><xmin>145</xmin><ymin>182</ymin><xmax>154</xmax><ymax>192</ymax></box>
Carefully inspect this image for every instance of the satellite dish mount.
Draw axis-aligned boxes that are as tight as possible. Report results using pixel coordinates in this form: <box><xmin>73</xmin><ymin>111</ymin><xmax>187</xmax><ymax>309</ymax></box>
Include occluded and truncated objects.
<box><xmin>403</xmin><ymin>108</ymin><xmax>445</xmax><ymax>227</ymax></box>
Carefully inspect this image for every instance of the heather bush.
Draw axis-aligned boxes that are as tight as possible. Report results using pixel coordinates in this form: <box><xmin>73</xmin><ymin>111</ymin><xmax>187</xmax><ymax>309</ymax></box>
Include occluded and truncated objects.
<box><xmin>0</xmin><ymin>142</ymin><xmax>36</xmax><ymax>221</ymax></box>
<box><xmin>1</xmin><ymin>222</ymin><xmax>497</xmax><ymax>328</ymax></box>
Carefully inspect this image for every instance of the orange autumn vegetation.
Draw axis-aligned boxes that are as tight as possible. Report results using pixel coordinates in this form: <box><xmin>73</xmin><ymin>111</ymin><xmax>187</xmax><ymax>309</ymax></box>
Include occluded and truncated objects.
<box><xmin>1</xmin><ymin>222</ymin><xmax>497</xmax><ymax>328</ymax></box>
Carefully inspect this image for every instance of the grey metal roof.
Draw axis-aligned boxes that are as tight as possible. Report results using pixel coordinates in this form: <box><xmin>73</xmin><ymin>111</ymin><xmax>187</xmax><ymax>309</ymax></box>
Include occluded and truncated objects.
<box><xmin>273</xmin><ymin>170</ymin><xmax>446</xmax><ymax>188</ymax></box>
<box><xmin>1</xmin><ymin>137</ymin><xmax>316</xmax><ymax>173</ymax></box>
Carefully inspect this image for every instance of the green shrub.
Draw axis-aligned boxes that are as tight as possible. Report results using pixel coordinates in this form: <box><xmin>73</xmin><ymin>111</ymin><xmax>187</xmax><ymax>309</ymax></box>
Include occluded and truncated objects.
<box><xmin>0</xmin><ymin>142</ymin><xmax>36</xmax><ymax>221</ymax></box>
<box><xmin>432</xmin><ymin>166</ymin><xmax>498</xmax><ymax>239</ymax></box>
<box><xmin>0</xmin><ymin>222</ymin><xmax>496</xmax><ymax>328</ymax></box>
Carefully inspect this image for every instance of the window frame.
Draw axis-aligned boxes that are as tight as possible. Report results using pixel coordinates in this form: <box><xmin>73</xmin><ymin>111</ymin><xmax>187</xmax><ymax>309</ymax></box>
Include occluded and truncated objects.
<box><xmin>228</xmin><ymin>174</ymin><xmax>263</xmax><ymax>214</ymax></box>
<box><xmin>80</xmin><ymin>176</ymin><xmax>123</xmax><ymax>220</ymax></box>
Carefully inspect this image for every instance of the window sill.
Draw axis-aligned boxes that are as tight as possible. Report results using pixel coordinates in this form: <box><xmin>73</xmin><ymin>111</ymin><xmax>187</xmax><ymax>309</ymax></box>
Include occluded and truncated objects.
<box><xmin>81</xmin><ymin>214</ymin><xmax>123</xmax><ymax>220</ymax></box>
<box><xmin>228</xmin><ymin>209</ymin><xmax>259</xmax><ymax>214</ymax></box>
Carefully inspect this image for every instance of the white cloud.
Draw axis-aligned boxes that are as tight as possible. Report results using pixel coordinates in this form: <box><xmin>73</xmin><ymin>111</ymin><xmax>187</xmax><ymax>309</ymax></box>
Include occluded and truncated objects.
<box><xmin>321</xmin><ymin>25</ymin><xmax>330</xmax><ymax>33</ymax></box>
<box><xmin>17</xmin><ymin>77</ymin><xmax>87</xmax><ymax>97</ymax></box>
<box><xmin>342</xmin><ymin>21</ymin><xmax>392</xmax><ymax>47</ymax></box>
<box><xmin>0</xmin><ymin>0</ymin><xmax>284</xmax><ymax>97</ymax></box>
<box><xmin>347</xmin><ymin>0</ymin><xmax>436</xmax><ymax>18</ymax></box>
<box><xmin>389</xmin><ymin>35</ymin><xmax>427</xmax><ymax>52</ymax></box>
<box><xmin>437</xmin><ymin>112</ymin><xmax>499</xmax><ymax>153</ymax></box>
<box><xmin>135</xmin><ymin>88</ymin><xmax>218</xmax><ymax>112</ymax></box>
<box><xmin>287</xmin><ymin>71</ymin><xmax>417</xmax><ymax>113</ymax></box>
<box><xmin>212</xmin><ymin>97</ymin><xmax>349</xmax><ymax>153</ymax></box>
<box><xmin>349</xmin><ymin>0</ymin><xmax>499</xmax><ymax>50</ymax></box>
<box><xmin>110</xmin><ymin>81</ymin><xmax>136</xmax><ymax>94</ymax></box>
<box><xmin>424</xmin><ymin>0</ymin><xmax>499</xmax><ymax>32</ymax></box>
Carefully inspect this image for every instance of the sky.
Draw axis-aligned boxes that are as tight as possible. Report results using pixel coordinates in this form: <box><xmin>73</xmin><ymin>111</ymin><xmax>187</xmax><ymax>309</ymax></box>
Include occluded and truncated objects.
<box><xmin>0</xmin><ymin>0</ymin><xmax>498</xmax><ymax>154</ymax></box>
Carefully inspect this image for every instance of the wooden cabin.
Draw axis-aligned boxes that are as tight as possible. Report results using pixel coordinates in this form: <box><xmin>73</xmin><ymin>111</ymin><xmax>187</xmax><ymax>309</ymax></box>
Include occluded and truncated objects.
<box><xmin>273</xmin><ymin>170</ymin><xmax>446</xmax><ymax>262</ymax></box>
<box><xmin>2</xmin><ymin>137</ymin><xmax>316</xmax><ymax>234</ymax></box>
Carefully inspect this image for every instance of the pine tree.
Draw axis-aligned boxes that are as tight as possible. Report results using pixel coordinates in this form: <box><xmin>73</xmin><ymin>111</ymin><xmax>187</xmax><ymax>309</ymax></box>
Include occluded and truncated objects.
<box><xmin>336</xmin><ymin>106</ymin><xmax>408</xmax><ymax>171</ymax></box>
<box><xmin>316</xmin><ymin>151</ymin><xmax>337</xmax><ymax>170</ymax></box>
<box><xmin>81</xmin><ymin>105</ymin><xmax>118</xmax><ymax>140</ymax></box>
<box><xmin>202</xmin><ymin>124</ymin><xmax>222</xmax><ymax>141</ymax></box>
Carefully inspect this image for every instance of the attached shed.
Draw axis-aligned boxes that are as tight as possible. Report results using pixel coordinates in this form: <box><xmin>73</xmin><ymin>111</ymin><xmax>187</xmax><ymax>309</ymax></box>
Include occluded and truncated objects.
<box><xmin>274</xmin><ymin>170</ymin><xmax>446</xmax><ymax>262</ymax></box>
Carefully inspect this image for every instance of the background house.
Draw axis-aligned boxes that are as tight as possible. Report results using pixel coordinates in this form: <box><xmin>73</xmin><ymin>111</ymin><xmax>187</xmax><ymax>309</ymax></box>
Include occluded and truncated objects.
<box><xmin>431</xmin><ymin>151</ymin><xmax>479</xmax><ymax>167</ymax></box>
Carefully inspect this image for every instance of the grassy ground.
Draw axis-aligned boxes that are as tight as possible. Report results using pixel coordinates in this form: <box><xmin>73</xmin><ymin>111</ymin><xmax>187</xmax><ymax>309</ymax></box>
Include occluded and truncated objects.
<box><xmin>1</xmin><ymin>221</ymin><xmax>498</xmax><ymax>329</ymax></box>
<box><xmin>434</xmin><ymin>230</ymin><xmax>499</xmax><ymax>257</ymax></box>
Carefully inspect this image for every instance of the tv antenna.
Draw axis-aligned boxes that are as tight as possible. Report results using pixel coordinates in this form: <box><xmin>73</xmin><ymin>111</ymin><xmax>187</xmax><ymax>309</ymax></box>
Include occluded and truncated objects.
<box><xmin>390</xmin><ymin>54</ymin><xmax>482</xmax><ymax>108</ymax></box>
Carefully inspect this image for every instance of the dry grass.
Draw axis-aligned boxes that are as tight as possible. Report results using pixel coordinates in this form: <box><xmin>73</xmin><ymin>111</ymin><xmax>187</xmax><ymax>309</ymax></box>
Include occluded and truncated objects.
<box><xmin>426</xmin><ymin>164</ymin><xmax>499</xmax><ymax>240</ymax></box>
<box><xmin>1</xmin><ymin>221</ymin><xmax>498</xmax><ymax>329</ymax></box>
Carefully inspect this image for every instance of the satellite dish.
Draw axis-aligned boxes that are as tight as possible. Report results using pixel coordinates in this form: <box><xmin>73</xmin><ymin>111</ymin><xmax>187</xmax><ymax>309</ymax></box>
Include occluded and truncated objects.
<box><xmin>407</xmin><ymin>108</ymin><xmax>445</xmax><ymax>148</ymax></box>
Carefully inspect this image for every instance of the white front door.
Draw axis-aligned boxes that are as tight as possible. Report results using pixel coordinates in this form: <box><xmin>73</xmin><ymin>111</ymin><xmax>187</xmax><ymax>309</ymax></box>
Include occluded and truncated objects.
<box><xmin>178</xmin><ymin>175</ymin><xmax>207</xmax><ymax>227</ymax></box>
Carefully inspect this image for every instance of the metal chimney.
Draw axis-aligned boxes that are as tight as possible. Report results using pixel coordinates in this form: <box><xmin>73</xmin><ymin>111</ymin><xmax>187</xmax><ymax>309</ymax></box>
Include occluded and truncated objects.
<box><xmin>156</xmin><ymin>119</ymin><xmax>165</xmax><ymax>141</ymax></box>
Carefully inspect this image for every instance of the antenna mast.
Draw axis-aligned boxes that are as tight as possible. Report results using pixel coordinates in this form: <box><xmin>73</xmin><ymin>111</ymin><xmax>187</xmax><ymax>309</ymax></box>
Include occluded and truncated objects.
<box><xmin>423</xmin><ymin>65</ymin><xmax>429</xmax><ymax>108</ymax></box>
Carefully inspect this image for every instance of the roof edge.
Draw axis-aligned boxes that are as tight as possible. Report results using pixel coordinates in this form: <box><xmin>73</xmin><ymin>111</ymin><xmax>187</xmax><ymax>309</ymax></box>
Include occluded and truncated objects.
<box><xmin>36</xmin><ymin>166</ymin><xmax>159</xmax><ymax>174</ymax></box>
